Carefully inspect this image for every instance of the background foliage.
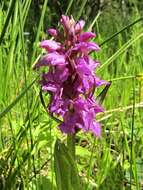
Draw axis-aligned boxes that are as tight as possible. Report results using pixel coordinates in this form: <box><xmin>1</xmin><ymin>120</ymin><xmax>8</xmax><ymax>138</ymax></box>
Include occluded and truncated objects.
<box><xmin>0</xmin><ymin>0</ymin><xmax>143</xmax><ymax>189</ymax></box>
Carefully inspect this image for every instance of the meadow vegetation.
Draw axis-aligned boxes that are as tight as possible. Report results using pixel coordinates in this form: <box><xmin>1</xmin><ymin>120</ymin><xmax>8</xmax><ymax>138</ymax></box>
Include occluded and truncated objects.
<box><xmin>0</xmin><ymin>0</ymin><xmax>143</xmax><ymax>189</ymax></box>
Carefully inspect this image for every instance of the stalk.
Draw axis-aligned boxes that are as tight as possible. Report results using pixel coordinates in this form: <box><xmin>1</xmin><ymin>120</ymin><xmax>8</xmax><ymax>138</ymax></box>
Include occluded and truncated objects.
<box><xmin>67</xmin><ymin>134</ymin><xmax>76</xmax><ymax>159</ymax></box>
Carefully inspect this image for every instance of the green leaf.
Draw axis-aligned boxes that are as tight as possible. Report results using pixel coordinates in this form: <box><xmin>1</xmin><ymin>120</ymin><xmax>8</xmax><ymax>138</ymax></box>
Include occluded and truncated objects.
<box><xmin>96</xmin><ymin>83</ymin><xmax>111</xmax><ymax>104</ymax></box>
<box><xmin>54</xmin><ymin>139</ymin><xmax>81</xmax><ymax>190</ymax></box>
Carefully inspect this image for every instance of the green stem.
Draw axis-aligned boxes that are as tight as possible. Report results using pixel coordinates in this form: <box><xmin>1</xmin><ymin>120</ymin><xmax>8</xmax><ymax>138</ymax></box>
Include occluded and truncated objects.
<box><xmin>67</xmin><ymin>134</ymin><xmax>76</xmax><ymax>159</ymax></box>
<box><xmin>130</xmin><ymin>77</ymin><xmax>136</xmax><ymax>189</ymax></box>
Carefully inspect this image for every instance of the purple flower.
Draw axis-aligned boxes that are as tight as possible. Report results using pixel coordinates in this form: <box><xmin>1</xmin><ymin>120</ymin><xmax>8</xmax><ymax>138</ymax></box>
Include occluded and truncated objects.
<box><xmin>74</xmin><ymin>20</ymin><xmax>85</xmax><ymax>33</ymax></box>
<box><xmin>58</xmin><ymin>97</ymin><xmax>103</xmax><ymax>136</ymax></box>
<box><xmin>76</xmin><ymin>57</ymin><xmax>93</xmax><ymax>76</ymax></box>
<box><xmin>48</xmin><ymin>29</ymin><xmax>58</xmax><ymax>37</ymax></box>
<box><xmin>40</xmin><ymin>40</ymin><xmax>61</xmax><ymax>51</ymax></box>
<box><xmin>73</xmin><ymin>42</ymin><xmax>100</xmax><ymax>55</ymax></box>
<box><xmin>78</xmin><ymin>32</ymin><xmax>96</xmax><ymax>42</ymax></box>
<box><xmin>36</xmin><ymin>53</ymin><xmax>66</xmax><ymax>67</ymax></box>
<box><xmin>34</xmin><ymin>15</ymin><xmax>108</xmax><ymax>137</ymax></box>
<box><xmin>41</xmin><ymin>65</ymin><xmax>69</xmax><ymax>93</ymax></box>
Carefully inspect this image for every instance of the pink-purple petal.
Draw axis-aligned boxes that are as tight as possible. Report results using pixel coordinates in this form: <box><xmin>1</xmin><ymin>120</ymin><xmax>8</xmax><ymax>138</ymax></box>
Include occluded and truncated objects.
<box><xmin>48</xmin><ymin>28</ymin><xmax>58</xmax><ymax>37</ymax></box>
<box><xmin>90</xmin><ymin>122</ymin><xmax>101</xmax><ymax>137</ymax></box>
<box><xmin>35</xmin><ymin>53</ymin><xmax>66</xmax><ymax>67</ymax></box>
<box><xmin>74</xmin><ymin>20</ymin><xmax>85</xmax><ymax>33</ymax></box>
<box><xmin>78</xmin><ymin>32</ymin><xmax>96</xmax><ymax>42</ymax></box>
<box><xmin>40</xmin><ymin>40</ymin><xmax>61</xmax><ymax>51</ymax></box>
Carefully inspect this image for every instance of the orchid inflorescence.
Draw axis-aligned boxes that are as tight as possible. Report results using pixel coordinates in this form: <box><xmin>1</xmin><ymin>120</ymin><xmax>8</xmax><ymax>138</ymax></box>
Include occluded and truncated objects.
<box><xmin>34</xmin><ymin>15</ymin><xmax>108</xmax><ymax>137</ymax></box>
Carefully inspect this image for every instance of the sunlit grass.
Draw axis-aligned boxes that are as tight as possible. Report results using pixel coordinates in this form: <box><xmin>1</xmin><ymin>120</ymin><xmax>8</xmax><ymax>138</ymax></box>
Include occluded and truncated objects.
<box><xmin>0</xmin><ymin>0</ymin><xmax>143</xmax><ymax>189</ymax></box>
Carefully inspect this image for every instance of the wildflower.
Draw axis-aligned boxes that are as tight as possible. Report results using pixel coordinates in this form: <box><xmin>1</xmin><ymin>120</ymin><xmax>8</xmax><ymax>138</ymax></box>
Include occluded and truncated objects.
<box><xmin>34</xmin><ymin>15</ymin><xmax>108</xmax><ymax>137</ymax></box>
<box><xmin>40</xmin><ymin>40</ymin><xmax>61</xmax><ymax>51</ymax></box>
<box><xmin>48</xmin><ymin>28</ymin><xmax>58</xmax><ymax>37</ymax></box>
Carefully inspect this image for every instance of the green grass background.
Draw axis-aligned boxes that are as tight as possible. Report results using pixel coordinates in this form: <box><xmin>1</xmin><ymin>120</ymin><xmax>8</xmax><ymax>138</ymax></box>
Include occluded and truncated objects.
<box><xmin>0</xmin><ymin>0</ymin><xmax>143</xmax><ymax>189</ymax></box>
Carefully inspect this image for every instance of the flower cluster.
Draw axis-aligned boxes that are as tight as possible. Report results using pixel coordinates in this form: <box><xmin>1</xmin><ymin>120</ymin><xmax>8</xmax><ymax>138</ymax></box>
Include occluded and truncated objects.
<box><xmin>34</xmin><ymin>15</ymin><xmax>108</xmax><ymax>137</ymax></box>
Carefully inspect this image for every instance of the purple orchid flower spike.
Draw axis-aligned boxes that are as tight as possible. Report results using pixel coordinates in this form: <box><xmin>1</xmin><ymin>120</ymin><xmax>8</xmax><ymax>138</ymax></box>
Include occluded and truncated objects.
<box><xmin>34</xmin><ymin>15</ymin><xmax>109</xmax><ymax>137</ymax></box>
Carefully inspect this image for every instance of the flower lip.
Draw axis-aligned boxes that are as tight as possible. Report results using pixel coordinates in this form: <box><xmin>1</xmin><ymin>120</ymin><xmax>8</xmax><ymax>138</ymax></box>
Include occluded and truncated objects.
<box><xmin>73</xmin><ymin>42</ymin><xmax>100</xmax><ymax>54</ymax></box>
<box><xmin>91</xmin><ymin>122</ymin><xmax>101</xmax><ymax>137</ymax></box>
<box><xmin>78</xmin><ymin>32</ymin><xmax>96</xmax><ymax>42</ymax></box>
<box><xmin>40</xmin><ymin>40</ymin><xmax>61</xmax><ymax>51</ymax></box>
<box><xmin>34</xmin><ymin>52</ymin><xmax>67</xmax><ymax>68</ymax></box>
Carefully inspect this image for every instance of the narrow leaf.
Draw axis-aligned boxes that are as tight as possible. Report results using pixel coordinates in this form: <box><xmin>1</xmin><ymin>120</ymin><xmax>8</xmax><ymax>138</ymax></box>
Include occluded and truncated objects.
<box><xmin>54</xmin><ymin>139</ymin><xmax>81</xmax><ymax>190</ymax></box>
<box><xmin>96</xmin><ymin>83</ymin><xmax>111</xmax><ymax>104</ymax></box>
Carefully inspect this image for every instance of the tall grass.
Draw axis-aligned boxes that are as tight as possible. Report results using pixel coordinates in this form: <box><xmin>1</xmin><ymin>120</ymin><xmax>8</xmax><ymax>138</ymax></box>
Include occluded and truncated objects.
<box><xmin>0</xmin><ymin>0</ymin><xmax>143</xmax><ymax>189</ymax></box>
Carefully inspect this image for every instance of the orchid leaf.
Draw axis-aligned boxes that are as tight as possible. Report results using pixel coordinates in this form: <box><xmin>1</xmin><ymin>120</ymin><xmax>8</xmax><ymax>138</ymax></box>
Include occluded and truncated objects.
<box><xmin>96</xmin><ymin>83</ymin><xmax>111</xmax><ymax>104</ymax></box>
<box><xmin>54</xmin><ymin>139</ymin><xmax>81</xmax><ymax>190</ymax></box>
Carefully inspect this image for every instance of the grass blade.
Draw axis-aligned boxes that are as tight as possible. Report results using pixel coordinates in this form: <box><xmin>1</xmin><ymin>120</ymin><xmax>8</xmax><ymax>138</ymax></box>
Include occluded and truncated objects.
<box><xmin>0</xmin><ymin>78</ymin><xmax>37</xmax><ymax>119</ymax></box>
<box><xmin>98</xmin><ymin>32</ymin><xmax>143</xmax><ymax>72</ymax></box>
<box><xmin>0</xmin><ymin>0</ymin><xmax>16</xmax><ymax>44</ymax></box>
<box><xmin>100</xmin><ymin>17</ymin><xmax>143</xmax><ymax>46</ymax></box>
